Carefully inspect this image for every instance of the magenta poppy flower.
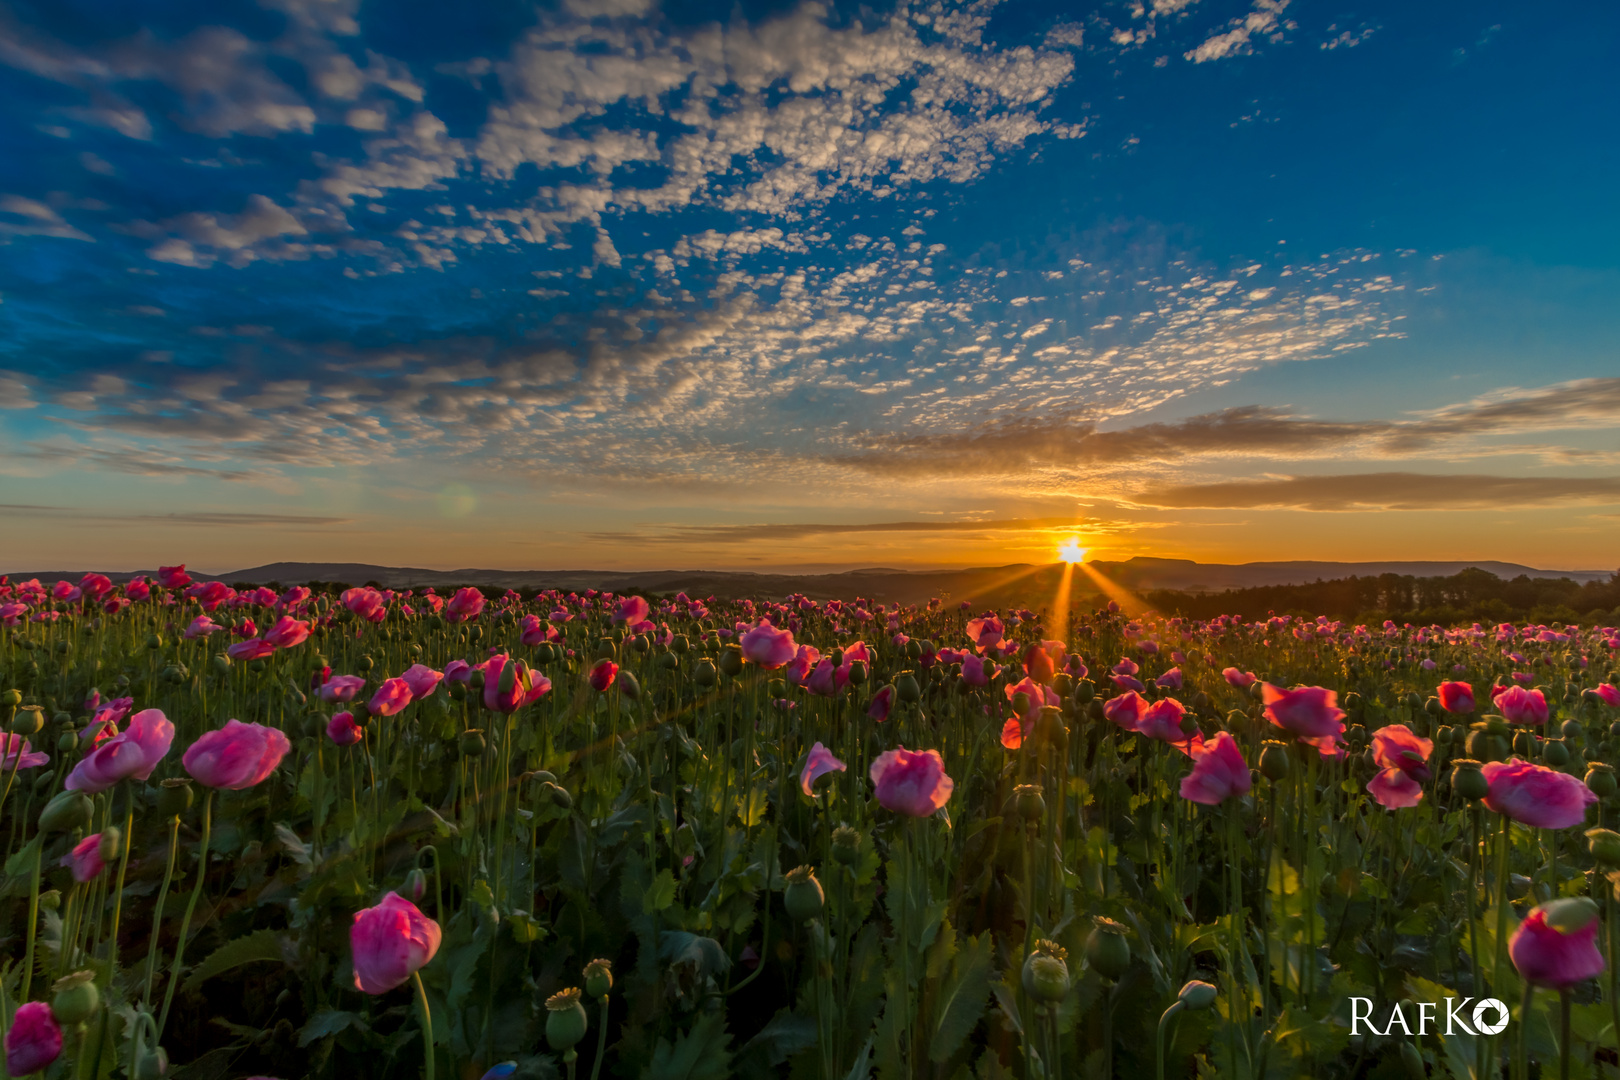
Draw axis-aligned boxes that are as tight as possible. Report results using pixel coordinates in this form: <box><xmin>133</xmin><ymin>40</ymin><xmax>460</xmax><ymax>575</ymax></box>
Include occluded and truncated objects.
<box><xmin>91</xmin><ymin>696</ymin><xmax>134</xmax><ymax>729</ymax></box>
<box><xmin>1221</xmin><ymin>668</ymin><xmax>1256</xmax><ymax>689</ymax></box>
<box><xmin>320</xmin><ymin>675</ymin><xmax>367</xmax><ymax>703</ymax></box>
<box><xmin>869</xmin><ymin>746</ymin><xmax>954</xmax><ymax>816</ymax></box>
<box><xmin>65</xmin><ymin>708</ymin><xmax>174</xmax><ymax>792</ymax></box>
<box><xmin>589</xmin><ymin>659</ymin><xmax>618</xmax><ymax>692</ymax></box>
<box><xmin>1366</xmin><ymin>724</ymin><xmax>1434</xmax><ymax>809</ymax></box>
<box><xmin>1154</xmin><ymin>667</ymin><xmax>1184</xmax><ymax>690</ymax></box>
<box><xmin>1022</xmin><ymin>643</ymin><xmax>1055</xmax><ymax>685</ymax></box>
<box><xmin>445</xmin><ymin>587</ymin><xmax>485</xmax><ymax>624</ymax></box>
<box><xmin>351</xmin><ymin>892</ymin><xmax>442</xmax><ymax>994</ymax></box>
<box><xmin>1</xmin><ymin>733</ymin><xmax>49</xmax><ymax>771</ymax></box>
<box><xmin>78</xmin><ymin>573</ymin><xmax>113</xmax><ymax>601</ymax></box>
<box><xmin>1496</xmin><ymin>685</ymin><xmax>1549</xmax><ymax>725</ymax></box>
<box><xmin>367</xmin><ymin>677</ymin><xmax>414</xmax><ymax>718</ymax></box>
<box><xmin>1437</xmin><ymin>681</ymin><xmax>1475</xmax><ymax>714</ymax></box>
<box><xmin>227</xmin><ymin>638</ymin><xmax>276</xmax><ymax>662</ymax></box>
<box><xmin>800</xmin><ymin>741</ymin><xmax>847</xmax><ymax>796</ymax></box>
<box><xmin>960</xmin><ymin>654</ymin><xmax>996</xmax><ymax>687</ymax></box>
<box><xmin>1102</xmin><ymin>691</ymin><xmax>1147</xmax><ymax>731</ymax></box>
<box><xmin>612</xmin><ymin>595</ymin><xmax>650</xmax><ymax>625</ymax></box>
<box><xmin>0</xmin><ymin>602</ymin><xmax>27</xmax><ymax>626</ymax></box>
<box><xmin>1591</xmin><ymin>684</ymin><xmax>1620</xmax><ymax>708</ymax></box>
<box><xmin>784</xmin><ymin>644</ymin><xmax>821</xmax><ymax>687</ymax></box>
<box><xmin>61</xmin><ymin>834</ymin><xmax>106</xmax><ymax>882</ymax></box>
<box><xmin>740</xmin><ymin>621</ymin><xmax>796</xmax><ymax>669</ymax></box>
<box><xmin>806</xmin><ymin>658</ymin><xmax>841</xmax><ymax>697</ymax></box>
<box><xmin>482</xmin><ymin>655</ymin><xmax>552</xmax><ymax>712</ymax></box>
<box><xmin>443</xmin><ymin>660</ymin><xmax>472</xmax><ymax>683</ymax></box>
<box><xmin>125</xmin><ymin>578</ymin><xmax>151</xmax><ymax>601</ymax></box>
<box><xmin>52</xmin><ymin>580</ymin><xmax>82</xmax><ymax>603</ymax></box>
<box><xmin>157</xmin><ymin>564</ymin><xmax>192</xmax><ymax>589</ymax></box>
<box><xmin>867</xmin><ymin>685</ymin><xmax>894</xmax><ymax>722</ymax></box>
<box><xmin>182</xmin><ymin>719</ymin><xmax>291</xmax><ymax>790</ymax></box>
<box><xmin>184</xmin><ymin>614</ymin><xmax>222</xmax><ymax>639</ymax></box>
<box><xmin>401</xmin><ymin>664</ymin><xmax>442</xmax><ymax>701</ymax></box>
<box><xmin>965</xmin><ymin>615</ymin><xmax>1004</xmax><ymax>653</ymax></box>
<box><xmin>186</xmin><ymin>580</ymin><xmax>232</xmax><ymax>611</ymax></box>
<box><xmin>5</xmin><ymin>1001</ymin><xmax>63</xmax><ymax>1076</ymax></box>
<box><xmin>519</xmin><ymin>615</ymin><xmax>556</xmax><ymax>646</ymax></box>
<box><xmin>1482</xmin><ymin>758</ymin><xmax>1597</xmax><ymax>828</ymax></box>
<box><xmin>1179</xmin><ymin>732</ymin><xmax>1251</xmax><ymax>805</ymax></box>
<box><xmin>1510</xmin><ymin>901</ymin><xmax>1606</xmax><ymax>989</ymax></box>
<box><xmin>263</xmin><ymin>616</ymin><xmax>311</xmax><ymax>649</ymax></box>
<box><xmin>1136</xmin><ymin>697</ymin><xmax>1196</xmax><ymax>750</ymax></box>
<box><xmin>1261</xmin><ymin>683</ymin><xmax>1347</xmax><ymax>756</ymax></box>
<box><xmin>327</xmin><ymin>712</ymin><xmax>362</xmax><ymax>746</ymax></box>
<box><xmin>1112</xmin><ymin>657</ymin><xmax>1139</xmax><ymax>676</ymax></box>
<box><xmin>1110</xmin><ymin>674</ymin><xmax>1146</xmax><ymax>693</ymax></box>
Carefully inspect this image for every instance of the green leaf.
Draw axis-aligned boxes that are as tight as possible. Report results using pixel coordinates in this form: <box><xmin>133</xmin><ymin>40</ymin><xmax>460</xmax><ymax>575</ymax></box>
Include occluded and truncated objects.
<box><xmin>273</xmin><ymin>823</ymin><xmax>312</xmax><ymax>868</ymax></box>
<box><xmin>641</xmin><ymin>1012</ymin><xmax>733</xmax><ymax>1080</ymax></box>
<box><xmin>659</xmin><ymin>931</ymin><xmax>731</xmax><ymax>978</ymax></box>
<box><xmin>3</xmin><ymin>836</ymin><xmax>41</xmax><ymax>878</ymax></box>
<box><xmin>735</xmin><ymin>1010</ymin><xmax>818</xmax><ymax>1079</ymax></box>
<box><xmin>845</xmin><ymin>1035</ymin><xmax>875</xmax><ymax>1080</ymax></box>
<box><xmin>644</xmin><ymin>868</ymin><xmax>677</xmax><ymax>914</ymax></box>
<box><xmin>928</xmin><ymin>930</ymin><xmax>993</xmax><ymax>1062</ymax></box>
<box><xmin>183</xmin><ymin>928</ymin><xmax>289</xmax><ymax>991</ymax></box>
<box><xmin>739</xmin><ymin>786</ymin><xmax>769</xmax><ymax>828</ymax></box>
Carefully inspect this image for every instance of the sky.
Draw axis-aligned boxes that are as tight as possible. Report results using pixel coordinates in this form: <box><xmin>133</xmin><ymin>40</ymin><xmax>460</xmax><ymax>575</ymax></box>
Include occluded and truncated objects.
<box><xmin>1</xmin><ymin>0</ymin><xmax>1617</xmax><ymax>575</ymax></box>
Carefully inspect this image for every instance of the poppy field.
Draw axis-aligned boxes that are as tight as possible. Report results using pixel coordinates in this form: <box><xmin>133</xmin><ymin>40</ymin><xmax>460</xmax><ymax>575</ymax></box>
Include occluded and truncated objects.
<box><xmin>2</xmin><ymin>568</ymin><xmax>1620</xmax><ymax>1080</ymax></box>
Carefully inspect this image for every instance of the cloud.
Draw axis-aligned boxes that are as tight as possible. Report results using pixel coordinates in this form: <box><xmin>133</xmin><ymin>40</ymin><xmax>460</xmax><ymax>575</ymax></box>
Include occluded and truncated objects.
<box><xmin>0</xmin><ymin>503</ymin><xmax>349</xmax><ymax>527</ymax></box>
<box><xmin>1134</xmin><ymin>473</ymin><xmax>1620</xmax><ymax>511</ymax></box>
<box><xmin>0</xmin><ymin>196</ymin><xmax>92</xmax><ymax>241</ymax></box>
<box><xmin>585</xmin><ymin>517</ymin><xmax>1097</xmax><ymax>544</ymax></box>
<box><xmin>132</xmin><ymin>194</ymin><xmax>311</xmax><ymax>268</ymax></box>
<box><xmin>1185</xmin><ymin>0</ymin><xmax>1292</xmax><ymax>63</ymax></box>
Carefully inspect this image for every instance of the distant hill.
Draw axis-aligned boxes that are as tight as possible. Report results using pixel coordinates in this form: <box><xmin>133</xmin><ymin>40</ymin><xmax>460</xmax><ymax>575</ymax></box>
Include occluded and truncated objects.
<box><xmin>5</xmin><ymin>557</ymin><xmax>1610</xmax><ymax>609</ymax></box>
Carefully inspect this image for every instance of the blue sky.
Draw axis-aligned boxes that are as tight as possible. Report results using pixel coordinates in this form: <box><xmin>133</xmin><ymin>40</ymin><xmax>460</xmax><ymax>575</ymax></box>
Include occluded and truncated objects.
<box><xmin>1</xmin><ymin>0</ymin><xmax>1617</xmax><ymax>573</ymax></box>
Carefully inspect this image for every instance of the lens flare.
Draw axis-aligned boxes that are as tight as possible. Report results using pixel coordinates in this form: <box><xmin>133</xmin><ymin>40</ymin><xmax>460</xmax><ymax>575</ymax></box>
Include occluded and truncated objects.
<box><xmin>1058</xmin><ymin>539</ymin><xmax>1086</xmax><ymax>564</ymax></box>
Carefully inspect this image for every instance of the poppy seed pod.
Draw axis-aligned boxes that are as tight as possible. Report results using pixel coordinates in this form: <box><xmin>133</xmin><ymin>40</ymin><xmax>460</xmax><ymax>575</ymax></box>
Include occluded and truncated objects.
<box><xmin>1543</xmin><ymin>739</ymin><xmax>1571</xmax><ymax>767</ymax></box>
<box><xmin>11</xmin><ymin>706</ymin><xmax>42</xmax><ymax>736</ymax></box>
<box><xmin>50</xmin><ymin>970</ymin><xmax>100</xmax><ymax>1024</ymax></box>
<box><xmin>1258</xmin><ymin>741</ymin><xmax>1291</xmax><ymax>781</ymax></box>
<box><xmin>1086</xmin><ymin>919</ymin><xmax>1130</xmax><ymax>980</ymax></box>
<box><xmin>831</xmin><ymin>826</ymin><xmax>861</xmax><ymax>865</ymax></box>
<box><xmin>895</xmin><ymin>671</ymin><xmax>920</xmax><ymax>704</ymax></box>
<box><xmin>671</xmin><ymin>635</ymin><xmax>690</xmax><ymax>655</ymax></box>
<box><xmin>1022</xmin><ymin>942</ymin><xmax>1069</xmax><ymax>1003</ymax></box>
<box><xmin>1450</xmin><ymin>759</ymin><xmax>1489</xmax><ymax>801</ymax></box>
<box><xmin>693</xmin><ymin>659</ymin><xmax>717</xmax><ymax>688</ymax></box>
<box><xmin>1587</xmin><ymin>763</ymin><xmax>1618</xmax><ymax>798</ymax></box>
<box><xmin>1586</xmin><ymin>827</ymin><xmax>1620</xmax><ymax>866</ymax></box>
<box><xmin>459</xmin><ymin>729</ymin><xmax>486</xmax><ymax>757</ymax></box>
<box><xmin>584</xmin><ymin>958</ymin><xmax>613</xmax><ymax>998</ymax></box>
<box><xmin>1013</xmin><ymin>783</ymin><xmax>1045</xmax><ymax>821</ymax></box>
<box><xmin>157</xmin><ymin>778</ymin><xmax>194</xmax><ymax>818</ymax></box>
<box><xmin>783</xmin><ymin>865</ymin><xmax>825</xmax><ymax>922</ymax></box>
<box><xmin>846</xmin><ymin>660</ymin><xmax>868</xmax><ymax>686</ymax></box>
<box><xmin>545</xmin><ymin>989</ymin><xmax>589</xmax><ymax>1052</ymax></box>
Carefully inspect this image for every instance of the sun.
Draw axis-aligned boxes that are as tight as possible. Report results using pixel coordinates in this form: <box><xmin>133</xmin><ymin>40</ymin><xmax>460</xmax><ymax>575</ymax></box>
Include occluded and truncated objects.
<box><xmin>1057</xmin><ymin>538</ymin><xmax>1087</xmax><ymax>564</ymax></box>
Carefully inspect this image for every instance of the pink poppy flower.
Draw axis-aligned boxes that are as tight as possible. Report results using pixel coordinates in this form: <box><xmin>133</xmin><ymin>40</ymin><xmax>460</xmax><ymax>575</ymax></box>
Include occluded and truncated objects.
<box><xmin>65</xmin><ymin>709</ymin><xmax>174</xmax><ymax>792</ymax></box>
<box><xmin>263</xmin><ymin>616</ymin><xmax>311</xmax><ymax>649</ymax></box>
<box><xmin>1591</xmin><ymin>684</ymin><xmax>1620</xmax><ymax>708</ymax></box>
<box><xmin>960</xmin><ymin>654</ymin><xmax>996</xmax><ymax>687</ymax></box>
<box><xmin>1482</xmin><ymin>758</ymin><xmax>1598</xmax><ymax>828</ymax></box>
<box><xmin>1261</xmin><ymin>683</ymin><xmax>1347</xmax><ymax>756</ymax></box>
<box><xmin>612</xmin><ymin>595</ymin><xmax>650</xmax><ymax>625</ymax></box>
<box><xmin>1102</xmin><ymin>691</ymin><xmax>1147</xmax><ymax>731</ymax></box>
<box><xmin>519</xmin><ymin>615</ymin><xmax>556</xmax><ymax>646</ymax></box>
<box><xmin>61</xmin><ymin>834</ymin><xmax>106</xmax><ymax>882</ymax></box>
<box><xmin>1154</xmin><ymin>667</ymin><xmax>1184</xmax><ymax>690</ymax></box>
<box><xmin>589</xmin><ymin>659</ymin><xmax>618</xmax><ymax>692</ymax></box>
<box><xmin>184</xmin><ymin>614</ymin><xmax>222</xmax><ymax>639</ymax></box>
<box><xmin>0</xmin><ymin>602</ymin><xmax>27</xmax><ymax>626</ymax></box>
<box><xmin>186</xmin><ymin>580</ymin><xmax>232</xmax><ymax>612</ymax></box>
<box><xmin>801</xmin><ymin>741</ymin><xmax>847</xmax><ymax>796</ymax></box>
<box><xmin>482</xmin><ymin>654</ymin><xmax>552</xmax><ymax>712</ymax></box>
<box><xmin>1437</xmin><ymin>681</ymin><xmax>1475</xmax><ymax>714</ymax></box>
<box><xmin>445</xmin><ymin>587</ymin><xmax>485</xmax><ymax>624</ymax></box>
<box><xmin>227</xmin><ymin>638</ymin><xmax>276</xmax><ymax>662</ymax></box>
<box><xmin>965</xmin><ymin>616</ymin><xmax>1005</xmax><ymax>654</ymax></box>
<box><xmin>1510</xmin><ymin>901</ymin><xmax>1606</xmax><ymax>989</ymax></box>
<box><xmin>1136</xmin><ymin>697</ymin><xmax>1195</xmax><ymax>746</ymax></box>
<box><xmin>1222</xmin><ymin>668</ymin><xmax>1258</xmax><ymax>690</ymax></box>
<box><xmin>806</xmin><ymin>658</ymin><xmax>842</xmax><ymax>697</ymax></box>
<box><xmin>867</xmin><ymin>685</ymin><xmax>894</xmax><ymax>722</ymax></box>
<box><xmin>5</xmin><ymin>1001</ymin><xmax>63</xmax><ymax>1076</ymax></box>
<box><xmin>125</xmin><ymin>578</ymin><xmax>151</xmax><ymax>602</ymax></box>
<box><xmin>351</xmin><ymin>892</ymin><xmax>441</xmax><ymax>994</ymax></box>
<box><xmin>401</xmin><ymin>664</ymin><xmax>442</xmax><ymax>701</ymax></box>
<box><xmin>341</xmin><ymin>587</ymin><xmax>387</xmax><ymax>622</ymax></box>
<box><xmin>1366</xmin><ymin>724</ymin><xmax>1434</xmax><ymax>809</ymax></box>
<box><xmin>327</xmin><ymin>712</ymin><xmax>362</xmax><ymax>746</ymax></box>
<box><xmin>78</xmin><ymin>573</ymin><xmax>113</xmax><ymax>601</ymax></box>
<box><xmin>0</xmin><ymin>733</ymin><xmax>49</xmax><ymax>771</ymax></box>
<box><xmin>1496</xmin><ymin>685</ymin><xmax>1548</xmax><ymax>725</ymax></box>
<box><xmin>182</xmin><ymin>719</ymin><xmax>291</xmax><ymax>790</ymax></box>
<box><xmin>869</xmin><ymin>746</ymin><xmax>954</xmax><ymax>816</ymax></box>
<box><xmin>320</xmin><ymin>675</ymin><xmax>367</xmax><ymax>703</ymax></box>
<box><xmin>52</xmin><ymin>580</ymin><xmax>82</xmax><ymax>603</ymax></box>
<box><xmin>1112</xmin><ymin>658</ymin><xmax>1139</xmax><ymax>676</ymax></box>
<box><xmin>784</xmin><ymin>645</ymin><xmax>821</xmax><ymax>687</ymax></box>
<box><xmin>1179</xmin><ymin>732</ymin><xmax>1251</xmax><ymax>805</ymax></box>
<box><xmin>443</xmin><ymin>660</ymin><xmax>471</xmax><ymax>683</ymax></box>
<box><xmin>1022</xmin><ymin>643</ymin><xmax>1055</xmax><ymax>685</ymax></box>
<box><xmin>157</xmin><ymin>565</ymin><xmax>192</xmax><ymax>589</ymax></box>
<box><xmin>1110</xmin><ymin>674</ymin><xmax>1146</xmax><ymax>693</ymax></box>
<box><xmin>740</xmin><ymin>621</ymin><xmax>796</xmax><ymax>669</ymax></box>
<box><xmin>367</xmin><ymin>677</ymin><xmax>414</xmax><ymax>717</ymax></box>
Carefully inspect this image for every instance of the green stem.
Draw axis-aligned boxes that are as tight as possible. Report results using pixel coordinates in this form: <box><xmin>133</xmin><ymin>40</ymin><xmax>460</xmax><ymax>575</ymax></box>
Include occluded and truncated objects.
<box><xmin>414</xmin><ymin>969</ymin><xmax>436</xmax><ymax>1080</ymax></box>
<box><xmin>589</xmin><ymin>996</ymin><xmax>610</xmax><ymax>1080</ymax></box>
<box><xmin>21</xmin><ymin>836</ymin><xmax>42</xmax><ymax>1002</ymax></box>
<box><xmin>142</xmin><ymin>817</ymin><xmax>181</xmax><ymax>1011</ymax></box>
<box><xmin>158</xmin><ymin>789</ymin><xmax>214</xmax><ymax>1041</ymax></box>
<box><xmin>1156</xmin><ymin>1001</ymin><xmax>1185</xmax><ymax>1080</ymax></box>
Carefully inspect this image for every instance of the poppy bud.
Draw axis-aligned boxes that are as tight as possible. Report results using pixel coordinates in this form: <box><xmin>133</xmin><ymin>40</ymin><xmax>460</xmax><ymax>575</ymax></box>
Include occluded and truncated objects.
<box><xmin>618</xmin><ymin>670</ymin><xmax>641</xmax><ymax>700</ymax></box>
<box><xmin>673</xmin><ymin>823</ymin><xmax>697</xmax><ymax>857</ymax></box>
<box><xmin>544</xmin><ymin>988</ymin><xmax>589</xmax><ymax>1052</ymax></box>
<box><xmin>594</xmin><ymin>638</ymin><xmax>616</xmax><ymax>660</ymax></box>
<box><xmin>39</xmin><ymin>790</ymin><xmax>93</xmax><ymax>833</ymax></box>
<box><xmin>629</xmin><ymin>635</ymin><xmax>649</xmax><ymax>654</ymax></box>
<box><xmin>904</xmin><ymin>639</ymin><xmax>921</xmax><ymax>660</ymax></box>
<box><xmin>134</xmin><ymin>1047</ymin><xmax>169</xmax><ymax>1080</ymax></box>
<box><xmin>846</xmin><ymin>660</ymin><xmax>868</xmax><ymax>686</ymax></box>
<box><xmin>1012</xmin><ymin>692</ymin><xmax>1031</xmax><ymax>716</ymax></box>
<box><xmin>895</xmin><ymin>672</ymin><xmax>921</xmax><ymax>704</ymax></box>
<box><xmin>211</xmin><ymin>653</ymin><xmax>231</xmax><ymax>674</ymax></box>
<box><xmin>39</xmin><ymin>888</ymin><xmax>61</xmax><ymax>911</ymax></box>
<box><xmin>1562</xmin><ymin>719</ymin><xmax>1584</xmax><ymax>742</ymax></box>
<box><xmin>1</xmin><ymin>688</ymin><xmax>20</xmax><ymax>707</ymax></box>
<box><xmin>657</xmin><ymin>651</ymin><xmax>679</xmax><ymax>670</ymax></box>
<box><xmin>50</xmin><ymin>970</ymin><xmax>100</xmax><ymax>1024</ymax></box>
<box><xmin>783</xmin><ymin>866</ymin><xmax>825</xmax><ymax>922</ymax></box>
<box><xmin>1587</xmin><ymin>763</ymin><xmax>1618</xmax><ymax>798</ymax></box>
<box><xmin>157</xmin><ymin>778</ymin><xmax>193</xmax><ymax>818</ymax></box>
<box><xmin>1512</xmin><ymin>731</ymin><xmax>1536</xmax><ymax>757</ymax></box>
<box><xmin>1543</xmin><ymin>739</ymin><xmax>1571</xmax><ymax>767</ymax></box>
<box><xmin>1451</xmin><ymin>759</ymin><xmax>1489</xmax><ymax>801</ymax></box>
<box><xmin>97</xmin><ymin>827</ymin><xmax>122</xmax><ymax>863</ymax></box>
<box><xmin>768</xmin><ymin>679</ymin><xmax>787</xmax><ymax>698</ymax></box>
<box><xmin>404</xmin><ymin>868</ymin><xmax>427</xmax><ymax>903</ymax></box>
<box><xmin>830</xmin><ymin>649</ymin><xmax>845</xmax><ymax>670</ymax></box>
<box><xmin>1178</xmin><ymin>980</ymin><xmax>1218</xmax><ymax>1009</ymax></box>
<box><xmin>672</xmin><ymin>635</ymin><xmax>690</xmax><ymax>655</ymax></box>
<box><xmin>1259</xmin><ymin>741</ymin><xmax>1291</xmax><ymax>781</ymax></box>
<box><xmin>1179</xmin><ymin>714</ymin><xmax>1199</xmax><ymax>736</ymax></box>
<box><xmin>1425</xmin><ymin>696</ymin><xmax>1443</xmax><ymax>717</ymax></box>
<box><xmin>1085</xmin><ymin>918</ymin><xmax>1130</xmax><ymax>980</ymax></box>
<box><xmin>584</xmin><ymin>959</ymin><xmax>613</xmax><ymax>999</ymax></box>
<box><xmin>1586</xmin><ymin>827</ymin><xmax>1620</xmax><ymax>866</ymax></box>
<box><xmin>468</xmin><ymin>668</ymin><xmax>485</xmax><ymax>691</ymax></box>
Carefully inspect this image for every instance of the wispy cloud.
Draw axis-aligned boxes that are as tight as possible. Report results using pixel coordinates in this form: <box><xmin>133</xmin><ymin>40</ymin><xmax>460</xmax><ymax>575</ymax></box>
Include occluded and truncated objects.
<box><xmin>1134</xmin><ymin>473</ymin><xmax>1620</xmax><ymax>511</ymax></box>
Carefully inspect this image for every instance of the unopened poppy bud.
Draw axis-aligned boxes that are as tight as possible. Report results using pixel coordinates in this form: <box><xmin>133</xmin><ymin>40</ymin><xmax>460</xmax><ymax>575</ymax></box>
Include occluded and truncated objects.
<box><xmin>134</xmin><ymin>1046</ymin><xmax>169</xmax><ymax>1080</ymax></box>
<box><xmin>904</xmin><ymin>639</ymin><xmax>921</xmax><ymax>660</ymax></box>
<box><xmin>657</xmin><ymin>651</ymin><xmax>679</xmax><ymax>670</ymax></box>
<box><xmin>1178</xmin><ymin>980</ymin><xmax>1218</xmax><ymax>1009</ymax></box>
<box><xmin>544</xmin><ymin>988</ymin><xmax>589</xmax><ymax>1052</ymax></box>
<box><xmin>618</xmin><ymin>670</ymin><xmax>641</xmax><ymax>700</ymax></box>
<box><xmin>1258</xmin><ymin>741</ymin><xmax>1290</xmax><ymax>781</ymax></box>
<box><xmin>1451</xmin><ymin>759</ymin><xmax>1489</xmax><ymax>801</ymax></box>
<box><xmin>1085</xmin><ymin>919</ymin><xmax>1130</xmax><ymax>980</ymax></box>
<box><xmin>546</xmin><ymin>782</ymin><xmax>573</xmax><ymax>809</ymax></box>
<box><xmin>846</xmin><ymin>660</ymin><xmax>868</xmax><ymax>686</ymax></box>
<box><xmin>829</xmin><ymin>649</ymin><xmax>845</xmax><ymax>670</ymax></box>
<box><xmin>1587</xmin><ymin>763</ymin><xmax>1618</xmax><ymax>798</ymax></box>
<box><xmin>497</xmin><ymin>660</ymin><xmax>517</xmax><ymax>698</ymax></box>
<box><xmin>1425</xmin><ymin>696</ymin><xmax>1443</xmax><ymax>717</ymax></box>
<box><xmin>1542</xmin><ymin>896</ymin><xmax>1602</xmax><ymax>933</ymax></box>
<box><xmin>584</xmin><ymin>958</ymin><xmax>613</xmax><ymax>998</ymax></box>
<box><xmin>39</xmin><ymin>888</ymin><xmax>61</xmax><ymax>911</ymax></box>
<box><xmin>629</xmin><ymin>634</ymin><xmax>649</xmax><ymax>654</ymax></box>
<box><xmin>1012</xmin><ymin>692</ymin><xmax>1031</xmax><ymax>716</ymax></box>
<box><xmin>1</xmin><ymin>688</ymin><xmax>21</xmax><ymax>707</ymax></box>
<box><xmin>211</xmin><ymin>653</ymin><xmax>231</xmax><ymax>674</ymax></box>
<box><xmin>673</xmin><ymin>823</ymin><xmax>697</xmax><ymax>857</ymax></box>
<box><xmin>50</xmin><ymin>970</ymin><xmax>100</xmax><ymax>1024</ymax></box>
<box><xmin>594</xmin><ymin>638</ymin><xmax>615</xmax><ymax>660</ymax></box>
<box><xmin>157</xmin><ymin>778</ymin><xmax>193</xmax><ymax>818</ymax></box>
<box><xmin>1562</xmin><ymin>719</ymin><xmax>1584</xmax><ymax>742</ymax></box>
<box><xmin>1179</xmin><ymin>714</ymin><xmax>1198</xmax><ymax>736</ymax></box>
<box><xmin>831</xmin><ymin>826</ymin><xmax>861</xmax><ymax>865</ymax></box>
<box><xmin>1543</xmin><ymin>739</ymin><xmax>1570</xmax><ymax>767</ymax></box>
<box><xmin>39</xmin><ymin>790</ymin><xmax>93</xmax><ymax>833</ymax></box>
<box><xmin>1013</xmin><ymin>783</ymin><xmax>1044</xmax><ymax>821</ymax></box>
<box><xmin>357</xmin><ymin>654</ymin><xmax>375</xmax><ymax>673</ymax></box>
<box><xmin>671</xmin><ymin>635</ymin><xmax>690</xmax><ymax>655</ymax></box>
<box><xmin>404</xmin><ymin>868</ymin><xmax>427</xmax><ymax>903</ymax></box>
<box><xmin>1587</xmin><ymin>828</ymin><xmax>1620</xmax><ymax>866</ymax></box>
<box><xmin>783</xmin><ymin>865</ymin><xmax>825</xmax><ymax>922</ymax></box>
<box><xmin>895</xmin><ymin>672</ymin><xmax>920</xmax><ymax>704</ymax></box>
<box><xmin>97</xmin><ymin>827</ymin><xmax>122</xmax><ymax>862</ymax></box>
<box><xmin>768</xmin><ymin>678</ymin><xmax>787</xmax><ymax>699</ymax></box>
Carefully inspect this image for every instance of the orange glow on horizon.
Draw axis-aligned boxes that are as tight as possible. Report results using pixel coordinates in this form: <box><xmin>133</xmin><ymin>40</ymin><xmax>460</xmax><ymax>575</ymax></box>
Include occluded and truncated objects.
<box><xmin>1057</xmin><ymin>538</ymin><xmax>1087</xmax><ymax>563</ymax></box>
